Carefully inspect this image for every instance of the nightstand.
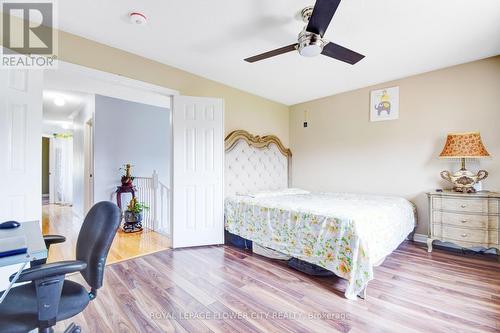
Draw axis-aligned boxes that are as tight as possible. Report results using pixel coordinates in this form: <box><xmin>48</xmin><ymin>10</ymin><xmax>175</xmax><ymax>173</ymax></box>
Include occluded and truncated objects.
<box><xmin>427</xmin><ymin>191</ymin><xmax>500</xmax><ymax>254</ymax></box>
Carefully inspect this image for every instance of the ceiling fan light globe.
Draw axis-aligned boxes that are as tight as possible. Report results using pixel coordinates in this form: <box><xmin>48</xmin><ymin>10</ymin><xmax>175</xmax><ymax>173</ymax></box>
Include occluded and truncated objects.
<box><xmin>298</xmin><ymin>31</ymin><xmax>324</xmax><ymax>57</ymax></box>
<box><xmin>299</xmin><ymin>44</ymin><xmax>322</xmax><ymax>57</ymax></box>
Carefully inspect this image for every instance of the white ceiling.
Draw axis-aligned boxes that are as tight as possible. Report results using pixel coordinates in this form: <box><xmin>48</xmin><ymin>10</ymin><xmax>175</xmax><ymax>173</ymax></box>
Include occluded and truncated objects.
<box><xmin>43</xmin><ymin>90</ymin><xmax>87</xmax><ymax>121</ymax></box>
<box><xmin>58</xmin><ymin>0</ymin><xmax>500</xmax><ymax>105</ymax></box>
<box><xmin>43</xmin><ymin>90</ymin><xmax>87</xmax><ymax>133</ymax></box>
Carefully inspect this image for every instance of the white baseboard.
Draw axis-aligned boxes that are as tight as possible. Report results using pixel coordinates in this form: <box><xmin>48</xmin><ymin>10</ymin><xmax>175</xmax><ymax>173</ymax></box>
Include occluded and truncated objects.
<box><xmin>412</xmin><ymin>233</ymin><xmax>427</xmax><ymax>243</ymax></box>
<box><xmin>412</xmin><ymin>233</ymin><xmax>497</xmax><ymax>254</ymax></box>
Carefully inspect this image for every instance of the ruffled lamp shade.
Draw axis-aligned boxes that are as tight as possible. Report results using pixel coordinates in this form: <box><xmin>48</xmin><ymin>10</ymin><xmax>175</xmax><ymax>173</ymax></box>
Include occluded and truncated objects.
<box><xmin>439</xmin><ymin>132</ymin><xmax>490</xmax><ymax>158</ymax></box>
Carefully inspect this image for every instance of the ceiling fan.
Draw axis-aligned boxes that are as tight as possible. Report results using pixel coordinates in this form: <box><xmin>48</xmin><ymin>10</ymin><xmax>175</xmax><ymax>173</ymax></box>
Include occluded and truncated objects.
<box><xmin>244</xmin><ymin>0</ymin><xmax>364</xmax><ymax>65</ymax></box>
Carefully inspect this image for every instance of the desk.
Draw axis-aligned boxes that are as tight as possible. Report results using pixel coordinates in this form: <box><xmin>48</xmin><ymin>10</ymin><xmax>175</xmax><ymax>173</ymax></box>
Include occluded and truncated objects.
<box><xmin>0</xmin><ymin>221</ymin><xmax>47</xmax><ymax>304</ymax></box>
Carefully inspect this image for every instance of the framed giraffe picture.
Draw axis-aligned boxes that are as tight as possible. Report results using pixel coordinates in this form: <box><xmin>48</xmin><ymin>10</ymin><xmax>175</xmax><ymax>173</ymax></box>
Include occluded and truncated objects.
<box><xmin>370</xmin><ymin>86</ymin><xmax>399</xmax><ymax>122</ymax></box>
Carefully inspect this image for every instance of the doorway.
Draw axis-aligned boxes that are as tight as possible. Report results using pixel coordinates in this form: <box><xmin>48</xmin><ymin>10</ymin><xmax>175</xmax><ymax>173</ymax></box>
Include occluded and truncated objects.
<box><xmin>41</xmin><ymin>63</ymin><xmax>173</xmax><ymax>264</ymax></box>
<box><xmin>41</xmin><ymin>88</ymin><xmax>94</xmax><ymax>261</ymax></box>
<box><xmin>42</xmin><ymin>89</ymin><xmax>89</xmax><ymax>208</ymax></box>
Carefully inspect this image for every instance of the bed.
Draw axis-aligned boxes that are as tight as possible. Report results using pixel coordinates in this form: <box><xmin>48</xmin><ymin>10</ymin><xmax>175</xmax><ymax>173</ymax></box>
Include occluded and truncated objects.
<box><xmin>224</xmin><ymin>130</ymin><xmax>417</xmax><ymax>300</ymax></box>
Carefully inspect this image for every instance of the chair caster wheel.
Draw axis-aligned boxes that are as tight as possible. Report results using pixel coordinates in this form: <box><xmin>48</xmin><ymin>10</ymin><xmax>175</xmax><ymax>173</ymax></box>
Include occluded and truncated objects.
<box><xmin>64</xmin><ymin>322</ymin><xmax>82</xmax><ymax>333</ymax></box>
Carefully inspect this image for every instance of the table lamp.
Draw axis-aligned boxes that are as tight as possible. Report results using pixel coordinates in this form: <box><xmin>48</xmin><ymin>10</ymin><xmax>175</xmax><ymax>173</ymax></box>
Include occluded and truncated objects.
<box><xmin>439</xmin><ymin>132</ymin><xmax>490</xmax><ymax>193</ymax></box>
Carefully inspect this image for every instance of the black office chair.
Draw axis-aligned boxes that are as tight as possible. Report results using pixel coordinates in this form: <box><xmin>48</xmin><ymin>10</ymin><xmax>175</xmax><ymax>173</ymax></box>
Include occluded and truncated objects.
<box><xmin>0</xmin><ymin>201</ymin><xmax>121</xmax><ymax>333</ymax></box>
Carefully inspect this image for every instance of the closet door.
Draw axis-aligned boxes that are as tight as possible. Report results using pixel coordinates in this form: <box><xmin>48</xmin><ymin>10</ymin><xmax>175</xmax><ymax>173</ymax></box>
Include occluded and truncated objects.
<box><xmin>172</xmin><ymin>96</ymin><xmax>224</xmax><ymax>248</ymax></box>
<box><xmin>0</xmin><ymin>69</ymin><xmax>43</xmax><ymax>223</ymax></box>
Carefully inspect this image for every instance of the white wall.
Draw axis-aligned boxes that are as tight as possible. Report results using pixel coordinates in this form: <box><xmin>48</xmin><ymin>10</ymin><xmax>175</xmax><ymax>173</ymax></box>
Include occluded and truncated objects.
<box><xmin>73</xmin><ymin>95</ymin><xmax>94</xmax><ymax>217</ymax></box>
<box><xmin>93</xmin><ymin>95</ymin><xmax>171</xmax><ymax>205</ymax></box>
<box><xmin>42</xmin><ymin>122</ymin><xmax>69</xmax><ymax>136</ymax></box>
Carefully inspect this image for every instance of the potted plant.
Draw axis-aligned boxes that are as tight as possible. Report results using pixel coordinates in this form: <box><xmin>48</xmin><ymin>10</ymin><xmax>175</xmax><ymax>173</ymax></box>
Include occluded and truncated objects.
<box><xmin>123</xmin><ymin>197</ymin><xmax>149</xmax><ymax>232</ymax></box>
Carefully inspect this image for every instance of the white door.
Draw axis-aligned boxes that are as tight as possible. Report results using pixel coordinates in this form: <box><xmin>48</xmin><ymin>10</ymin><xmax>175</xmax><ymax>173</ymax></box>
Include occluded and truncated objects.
<box><xmin>172</xmin><ymin>96</ymin><xmax>224</xmax><ymax>248</ymax></box>
<box><xmin>0</xmin><ymin>69</ymin><xmax>43</xmax><ymax>223</ymax></box>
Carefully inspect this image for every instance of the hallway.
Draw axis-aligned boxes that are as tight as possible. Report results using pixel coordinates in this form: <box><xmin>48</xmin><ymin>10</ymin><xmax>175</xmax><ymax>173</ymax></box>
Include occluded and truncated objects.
<box><xmin>42</xmin><ymin>204</ymin><xmax>171</xmax><ymax>264</ymax></box>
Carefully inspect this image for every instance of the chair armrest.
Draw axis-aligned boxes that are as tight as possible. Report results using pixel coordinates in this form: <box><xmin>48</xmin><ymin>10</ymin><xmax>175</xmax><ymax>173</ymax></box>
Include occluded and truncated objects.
<box><xmin>43</xmin><ymin>234</ymin><xmax>66</xmax><ymax>248</ymax></box>
<box><xmin>30</xmin><ymin>235</ymin><xmax>67</xmax><ymax>267</ymax></box>
<box><xmin>10</xmin><ymin>260</ymin><xmax>87</xmax><ymax>283</ymax></box>
<box><xmin>9</xmin><ymin>260</ymin><xmax>87</xmax><ymax>329</ymax></box>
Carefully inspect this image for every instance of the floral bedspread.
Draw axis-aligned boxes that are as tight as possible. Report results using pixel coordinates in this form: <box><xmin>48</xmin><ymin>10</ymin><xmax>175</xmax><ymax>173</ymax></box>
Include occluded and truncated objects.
<box><xmin>224</xmin><ymin>192</ymin><xmax>416</xmax><ymax>299</ymax></box>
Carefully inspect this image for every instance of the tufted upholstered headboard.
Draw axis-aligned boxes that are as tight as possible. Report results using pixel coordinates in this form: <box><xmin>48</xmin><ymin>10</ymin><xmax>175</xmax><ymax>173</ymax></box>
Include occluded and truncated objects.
<box><xmin>224</xmin><ymin>130</ymin><xmax>292</xmax><ymax>197</ymax></box>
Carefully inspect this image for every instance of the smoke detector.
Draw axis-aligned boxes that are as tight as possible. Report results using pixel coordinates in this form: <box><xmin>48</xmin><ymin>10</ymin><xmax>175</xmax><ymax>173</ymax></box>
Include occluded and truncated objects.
<box><xmin>129</xmin><ymin>12</ymin><xmax>147</xmax><ymax>25</ymax></box>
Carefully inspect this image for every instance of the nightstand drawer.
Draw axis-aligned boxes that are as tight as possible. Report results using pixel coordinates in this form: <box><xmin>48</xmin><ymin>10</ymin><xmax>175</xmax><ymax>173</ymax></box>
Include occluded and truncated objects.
<box><xmin>433</xmin><ymin>197</ymin><xmax>490</xmax><ymax>213</ymax></box>
<box><xmin>432</xmin><ymin>211</ymin><xmax>499</xmax><ymax>230</ymax></box>
<box><xmin>432</xmin><ymin>225</ymin><xmax>498</xmax><ymax>244</ymax></box>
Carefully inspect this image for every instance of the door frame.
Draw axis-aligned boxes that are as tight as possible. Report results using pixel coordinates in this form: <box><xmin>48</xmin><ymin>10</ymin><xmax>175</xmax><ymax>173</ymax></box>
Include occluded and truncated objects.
<box><xmin>83</xmin><ymin>119</ymin><xmax>93</xmax><ymax>213</ymax></box>
<box><xmin>40</xmin><ymin>134</ymin><xmax>54</xmax><ymax>204</ymax></box>
<box><xmin>47</xmin><ymin>136</ymin><xmax>55</xmax><ymax>204</ymax></box>
<box><xmin>43</xmin><ymin>61</ymin><xmax>179</xmax><ymax>216</ymax></box>
<box><xmin>48</xmin><ymin>61</ymin><xmax>179</xmax><ymax>99</ymax></box>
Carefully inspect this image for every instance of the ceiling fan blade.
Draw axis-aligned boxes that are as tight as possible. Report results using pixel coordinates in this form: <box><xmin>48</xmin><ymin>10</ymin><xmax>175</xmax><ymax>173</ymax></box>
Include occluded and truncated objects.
<box><xmin>321</xmin><ymin>42</ymin><xmax>365</xmax><ymax>65</ymax></box>
<box><xmin>244</xmin><ymin>43</ymin><xmax>298</xmax><ymax>63</ymax></box>
<box><xmin>306</xmin><ymin>0</ymin><xmax>341</xmax><ymax>37</ymax></box>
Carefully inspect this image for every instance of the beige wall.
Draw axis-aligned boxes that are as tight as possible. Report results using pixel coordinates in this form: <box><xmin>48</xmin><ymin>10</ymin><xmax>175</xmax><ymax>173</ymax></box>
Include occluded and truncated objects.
<box><xmin>290</xmin><ymin>56</ymin><xmax>500</xmax><ymax>235</ymax></box>
<box><xmin>56</xmin><ymin>31</ymin><xmax>290</xmax><ymax>144</ymax></box>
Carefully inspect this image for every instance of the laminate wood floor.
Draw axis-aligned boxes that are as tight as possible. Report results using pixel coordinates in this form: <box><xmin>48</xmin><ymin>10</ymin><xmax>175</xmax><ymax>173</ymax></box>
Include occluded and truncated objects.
<box><xmin>55</xmin><ymin>241</ymin><xmax>499</xmax><ymax>333</ymax></box>
<box><xmin>42</xmin><ymin>204</ymin><xmax>170</xmax><ymax>264</ymax></box>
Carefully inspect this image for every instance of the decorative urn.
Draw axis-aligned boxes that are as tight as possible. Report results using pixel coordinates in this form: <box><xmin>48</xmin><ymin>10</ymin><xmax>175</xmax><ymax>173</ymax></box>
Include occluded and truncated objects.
<box><xmin>439</xmin><ymin>132</ymin><xmax>490</xmax><ymax>193</ymax></box>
